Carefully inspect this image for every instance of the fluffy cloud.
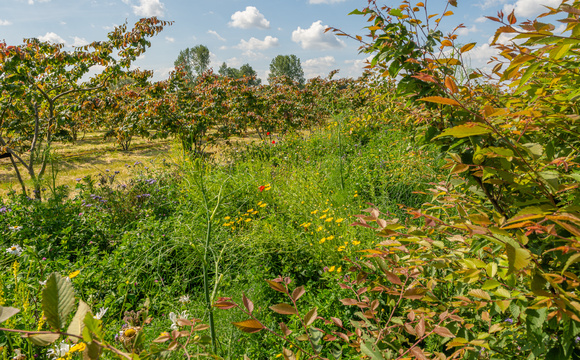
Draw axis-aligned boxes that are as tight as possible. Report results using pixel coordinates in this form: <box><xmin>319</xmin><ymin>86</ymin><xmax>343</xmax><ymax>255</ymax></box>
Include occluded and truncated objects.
<box><xmin>165</xmin><ymin>36</ymin><xmax>175</xmax><ymax>43</ymax></box>
<box><xmin>70</xmin><ymin>36</ymin><xmax>88</xmax><ymax>47</ymax></box>
<box><xmin>343</xmin><ymin>56</ymin><xmax>373</xmax><ymax>78</ymax></box>
<box><xmin>38</xmin><ymin>32</ymin><xmax>66</xmax><ymax>44</ymax></box>
<box><xmin>208</xmin><ymin>30</ymin><xmax>226</xmax><ymax>42</ymax></box>
<box><xmin>303</xmin><ymin>56</ymin><xmax>336</xmax><ymax>78</ymax></box>
<box><xmin>309</xmin><ymin>0</ymin><xmax>347</xmax><ymax>3</ymax></box>
<box><xmin>229</xmin><ymin>6</ymin><xmax>270</xmax><ymax>29</ymax></box>
<box><xmin>475</xmin><ymin>0</ymin><xmax>509</xmax><ymax>9</ymax></box>
<box><xmin>236</xmin><ymin>36</ymin><xmax>279</xmax><ymax>50</ymax></box>
<box><xmin>457</xmin><ymin>25</ymin><xmax>478</xmax><ymax>36</ymax></box>
<box><xmin>503</xmin><ymin>0</ymin><xmax>561</xmax><ymax>17</ymax></box>
<box><xmin>27</xmin><ymin>0</ymin><xmax>50</xmax><ymax>4</ymax></box>
<box><xmin>475</xmin><ymin>16</ymin><xmax>487</xmax><ymax>23</ymax></box>
<box><xmin>132</xmin><ymin>0</ymin><xmax>165</xmax><ymax>17</ymax></box>
<box><xmin>226</xmin><ymin>57</ymin><xmax>242</xmax><ymax>67</ymax></box>
<box><xmin>291</xmin><ymin>21</ymin><xmax>345</xmax><ymax>50</ymax></box>
<box><xmin>0</xmin><ymin>19</ymin><xmax>12</xmax><ymax>26</ymax></box>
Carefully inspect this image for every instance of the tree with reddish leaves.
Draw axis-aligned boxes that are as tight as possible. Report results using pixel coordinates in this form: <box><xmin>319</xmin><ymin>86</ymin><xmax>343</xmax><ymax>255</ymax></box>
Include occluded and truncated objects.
<box><xmin>0</xmin><ymin>17</ymin><xmax>171</xmax><ymax>199</ymax></box>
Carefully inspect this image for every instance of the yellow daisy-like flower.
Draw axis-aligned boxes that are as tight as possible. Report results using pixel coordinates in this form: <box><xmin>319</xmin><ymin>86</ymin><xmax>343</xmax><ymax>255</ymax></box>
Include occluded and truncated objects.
<box><xmin>327</xmin><ymin>235</ymin><xmax>335</xmax><ymax>241</ymax></box>
<box><xmin>319</xmin><ymin>238</ymin><xmax>326</xmax><ymax>244</ymax></box>
<box><xmin>319</xmin><ymin>214</ymin><xmax>327</xmax><ymax>219</ymax></box>
<box><xmin>224</xmin><ymin>216</ymin><xmax>231</xmax><ymax>220</ymax></box>
<box><xmin>337</xmin><ymin>267</ymin><xmax>342</xmax><ymax>273</ymax></box>
<box><xmin>311</xmin><ymin>210</ymin><xmax>318</xmax><ymax>215</ymax></box>
<box><xmin>335</xmin><ymin>218</ymin><xmax>344</xmax><ymax>223</ymax></box>
<box><xmin>325</xmin><ymin>217</ymin><xmax>333</xmax><ymax>222</ymax></box>
<box><xmin>352</xmin><ymin>240</ymin><xmax>361</xmax><ymax>245</ymax></box>
<box><xmin>337</xmin><ymin>246</ymin><xmax>345</xmax><ymax>252</ymax></box>
<box><xmin>316</xmin><ymin>226</ymin><xmax>324</xmax><ymax>232</ymax></box>
<box><xmin>259</xmin><ymin>203</ymin><xmax>267</xmax><ymax>208</ymax></box>
<box><xmin>328</xmin><ymin>266</ymin><xmax>335</xmax><ymax>272</ymax></box>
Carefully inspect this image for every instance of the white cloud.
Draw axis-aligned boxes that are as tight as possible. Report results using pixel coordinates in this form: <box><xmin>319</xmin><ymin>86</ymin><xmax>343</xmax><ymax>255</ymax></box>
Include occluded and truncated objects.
<box><xmin>236</xmin><ymin>36</ymin><xmax>279</xmax><ymax>50</ymax></box>
<box><xmin>475</xmin><ymin>0</ymin><xmax>509</xmax><ymax>9</ymax></box>
<box><xmin>475</xmin><ymin>16</ymin><xmax>487</xmax><ymax>23</ymax></box>
<box><xmin>27</xmin><ymin>0</ymin><xmax>50</xmax><ymax>4</ymax></box>
<box><xmin>229</xmin><ymin>6</ymin><xmax>270</xmax><ymax>29</ymax></box>
<box><xmin>0</xmin><ymin>19</ymin><xmax>13</xmax><ymax>26</ymax></box>
<box><xmin>226</xmin><ymin>57</ymin><xmax>242</xmax><ymax>67</ymax></box>
<box><xmin>291</xmin><ymin>21</ymin><xmax>346</xmax><ymax>50</ymax></box>
<box><xmin>165</xmin><ymin>36</ymin><xmax>175</xmax><ymax>43</ymax></box>
<box><xmin>344</xmin><ymin>56</ymin><xmax>372</xmax><ymax>78</ymax></box>
<box><xmin>303</xmin><ymin>56</ymin><xmax>336</xmax><ymax>78</ymax></box>
<box><xmin>208</xmin><ymin>30</ymin><xmax>226</xmax><ymax>42</ymax></box>
<box><xmin>503</xmin><ymin>0</ymin><xmax>561</xmax><ymax>18</ymax></box>
<box><xmin>132</xmin><ymin>0</ymin><xmax>165</xmax><ymax>17</ymax></box>
<box><xmin>38</xmin><ymin>32</ymin><xmax>66</xmax><ymax>44</ymax></box>
<box><xmin>60</xmin><ymin>21</ymin><xmax>66</xmax><ymax>25</ymax></box>
<box><xmin>70</xmin><ymin>36</ymin><xmax>88</xmax><ymax>46</ymax></box>
<box><xmin>219</xmin><ymin>45</ymin><xmax>228</xmax><ymax>50</ymax></box>
<box><xmin>457</xmin><ymin>25</ymin><xmax>478</xmax><ymax>36</ymax></box>
<box><xmin>309</xmin><ymin>0</ymin><xmax>346</xmax><ymax>3</ymax></box>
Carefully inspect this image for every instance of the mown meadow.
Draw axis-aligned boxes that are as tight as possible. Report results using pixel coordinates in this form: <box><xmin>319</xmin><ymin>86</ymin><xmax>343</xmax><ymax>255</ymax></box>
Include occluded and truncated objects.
<box><xmin>2</xmin><ymin>1</ymin><xmax>580</xmax><ymax>359</ymax></box>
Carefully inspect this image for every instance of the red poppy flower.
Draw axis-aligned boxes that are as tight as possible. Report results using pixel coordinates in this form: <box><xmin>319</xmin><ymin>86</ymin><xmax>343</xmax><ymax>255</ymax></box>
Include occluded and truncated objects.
<box><xmin>272</xmin><ymin>140</ymin><xmax>276</xmax><ymax>144</ymax></box>
<box><xmin>259</xmin><ymin>185</ymin><xmax>266</xmax><ymax>192</ymax></box>
<box><xmin>266</xmin><ymin>132</ymin><xmax>270</xmax><ymax>135</ymax></box>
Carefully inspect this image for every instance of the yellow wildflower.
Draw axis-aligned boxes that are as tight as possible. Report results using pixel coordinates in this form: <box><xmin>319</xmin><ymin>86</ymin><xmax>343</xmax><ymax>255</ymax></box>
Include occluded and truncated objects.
<box><xmin>328</xmin><ymin>266</ymin><xmax>335</xmax><ymax>272</ymax></box>
<box><xmin>325</xmin><ymin>217</ymin><xmax>333</xmax><ymax>222</ymax></box>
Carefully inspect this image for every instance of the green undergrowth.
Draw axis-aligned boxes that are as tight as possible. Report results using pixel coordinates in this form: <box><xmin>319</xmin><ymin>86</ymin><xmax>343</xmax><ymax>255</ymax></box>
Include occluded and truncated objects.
<box><xmin>0</xmin><ymin>114</ymin><xmax>444</xmax><ymax>359</ymax></box>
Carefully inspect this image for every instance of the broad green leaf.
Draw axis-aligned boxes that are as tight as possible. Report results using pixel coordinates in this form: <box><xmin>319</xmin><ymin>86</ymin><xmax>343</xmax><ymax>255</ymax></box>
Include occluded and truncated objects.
<box><xmin>360</xmin><ymin>341</ymin><xmax>384</xmax><ymax>360</ymax></box>
<box><xmin>84</xmin><ymin>341</ymin><xmax>103</xmax><ymax>360</ymax></box>
<box><xmin>434</xmin><ymin>123</ymin><xmax>492</xmax><ymax>139</ymax></box>
<box><xmin>520</xmin><ymin>62</ymin><xmax>541</xmax><ymax>86</ymax></box>
<box><xmin>486</xmin><ymin>263</ymin><xmax>498</xmax><ymax>278</ymax></box>
<box><xmin>0</xmin><ymin>306</ymin><xmax>20</xmax><ymax>323</ymax></box>
<box><xmin>67</xmin><ymin>300</ymin><xmax>90</xmax><ymax>343</ymax></box>
<box><xmin>232</xmin><ymin>319</ymin><xmax>263</xmax><ymax>333</ymax></box>
<box><xmin>506</xmin><ymin>244</ymin><xmax>531</xmax><ymax>274</ymax></box>
<box><xmin>22</xmin><ymin>333</ymin><xmax>59</xmax><ymax>347</ymax></box>
<box><xmin>482</xmin><ymin>279</ymin><xmax>501</xmax><ymax>290</ymax></box>
<box><xmin>468</xmin><ymin>289</ymin><xmax>491</xmax><ymax>301</ymax></box>
<box><xmin>83</xmin><ymin>313</ymin><xmax>103</xmax><ymax>341</ymax></box>
<box><xmin>526</xmin><ymin>308</ymin><xmax>547</xmax><ymax>330</ymax></box>
<box><xmin>42</xmin><ymin>273</ymin><xmax>75</xmax><ymax>331</ymax></box>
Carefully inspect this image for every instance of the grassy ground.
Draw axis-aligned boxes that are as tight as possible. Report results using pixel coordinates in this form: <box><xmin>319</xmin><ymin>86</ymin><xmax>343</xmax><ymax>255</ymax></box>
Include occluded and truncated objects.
<box><xmin>0</xmin><ymin>130</ymin><xmax>273</xmax><ymax>197</ymax></box>
<box><xmin>0</xmin><ymin>117</ymin><xmax>445</xmax><ymax>359</ymax></box>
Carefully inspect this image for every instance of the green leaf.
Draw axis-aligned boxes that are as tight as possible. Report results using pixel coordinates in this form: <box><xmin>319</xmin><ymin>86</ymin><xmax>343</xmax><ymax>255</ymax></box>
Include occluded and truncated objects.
<box><xmin>520</xmin><ymin>62</ymin><xmax>541</xmax><ymax>86</ymax></box>
<box><xmin>84</xmin><ymin>341</ymin><xmax>103</xmax><ymax>360</ymax></box>
<box><xmin>389</xmin><ymin>8</ymin><xmax>403</xmax><ymax>17</ymax></box>
<box><xmin>22</xmin><ymin>333</ymin><xmax>60</xmax><ymax>347</ymax></box>
<box><xmin>0</xmin><ymin>306</ymin><xmax>20</xmax><ymax>323</ymax></box>
<box><xmin>563</xmin><ymin>253</ymin><xmax>580</xmax><ymax>274</ymax></box>
<box><xmin>67</xmin><ymin>300</ymin><xmax>90</xmax><ymax>343</ymax></box>
<box><xmin>434</xmin><ymin>123</ymin><xmax>492</xmax><ymax>139</ymax></box>
<box><xmin>83</xmin><ymin>313</ymin><xmax>103</xmax><ymax>341</ymax></box>
<box><xmin>506</xmin><ymin>244</ymin><xmax>531</xmax><ymax>274</ymax></box>
<box><xmin>482</xmin><ymin>279</ymin><xmax>501</xmax><ymax>290</ymax></box>
<box><xmin>42</xmin><ymin>273</ymin><xmax>75</xmax><ymax>331</ymax></box>
<box><xmin>360</xmin><ymin>341</ymin><xmax>384</xmax><ymax>360</ymax></box>
<box><xmin>468</xmin><ymin>289</ymin><xmax>491</xmax><ymax>301</ymax></box>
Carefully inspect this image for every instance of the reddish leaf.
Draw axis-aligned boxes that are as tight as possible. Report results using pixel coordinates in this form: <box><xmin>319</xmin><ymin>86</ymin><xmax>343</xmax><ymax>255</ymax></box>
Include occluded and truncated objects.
<box><xmin>292</xmin><ymin>286</ymin><xmax>305</xmax><ymax>302</ymax></box>
<box><xmin>434</xmin><ymin>326</ymin><xmax>455</xmax><ymax>338</ymax></box>
<box><xmin>331</xmin><ymin>317</ymin><xmax>343</xmax><ymax>327</ymax></box>
<box><xmin>269</xmin><ymin>303</ymin><xmax>297</xmax><ymax>315</ymax></box>
<box><xmin>410</xmin><ymin>346</ymin><xmax>428</xmax><ymax>360</ymax></box>
<box><xmin>280</xmin><ymin>322</ymin><xmax>292</xmax><ymax>336</ymax></box>
<box><xmin>213</xmin><ymin>301</ymin><xmax>237</xmax><ymax>309</ymax></box>
<box><xmin>304</xmin><ymin>307</ymin><xmax>318</xmax><ymax>326</ymax></box>
<box><xmin>340</xmin><ymin>298</ymin><xmax>358</xmax><ymax>306</ymax></box>
<box><xmin>242</xmin><ymin>294</ymin><xmax>254</xmax><ymax>314</ymax></box>
<box><xmin>419</xmin><ymin>96</ymin><xmax>460</xmax><ymax>106</ymax></box>
<box><xmin>266</xmin><ymin>280</ymin><xmax>287</xmax><ymax>293</ymax></box>
<box><xmin>232</xmin><ymin>319</ymin><xmax>263</xmax><ymax>333</ymax></box>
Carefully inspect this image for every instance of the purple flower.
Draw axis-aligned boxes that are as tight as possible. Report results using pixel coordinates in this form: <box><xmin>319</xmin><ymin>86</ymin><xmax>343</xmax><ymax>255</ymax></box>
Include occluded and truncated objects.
<box><xmin>75</xmin><ymin>178</ymin><xmax>82</xmax><ymax>181</ymax></box>
<box><xmin>504</xmin><ymin>318</ymin><xmax>513</xmax><ymax>324</ymax></box>
<box><xmin>42</xmin><ymin>257</ymin><xmax>46</xmax><ymax>261</ymax></box>
<box><xmin>576</xmin><ymin>336</ymin><xmax>580</xmax><ymax>344</ymax></box>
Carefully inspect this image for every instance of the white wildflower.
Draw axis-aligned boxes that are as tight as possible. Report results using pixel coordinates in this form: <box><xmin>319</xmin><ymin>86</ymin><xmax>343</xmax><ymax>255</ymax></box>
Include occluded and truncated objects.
<box><xmin>168</xmin><ymin>310</ymin><xmax>189</xmax><ymax>330</ymax></box>
<box><xmin>6</xmin><ymin>244</ymin><xmax>23</xmax><ymax>256</ymax></box>
<box><xmin>94</xmin><ymin>307</ymin><xmax>108</xmax><ymax>320</ymax></box>
<box><xmin>179</xmin><ymin>295</ymin><xmax>190</xmax><ymax>304</ymax></box>
<box><xmin>39</xmin><ymin>280</ymin><xmax>47</xmax><ymax>286</ymax></box>
<box><xmin>9</xmin><ymin>225</ymin><xmax>22</xmax><ymax>232</ymax></box>
<box><xmin>46</xmin><ymin>341</ymin><xmax>70</xmax><ymax>359</ymax></box>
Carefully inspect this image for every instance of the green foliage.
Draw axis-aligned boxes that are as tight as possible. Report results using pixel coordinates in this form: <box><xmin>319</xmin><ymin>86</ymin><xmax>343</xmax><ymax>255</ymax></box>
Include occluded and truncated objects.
<box><xmin>174</xmin><ymin>45</ymin><xmax>211</xmax><ymax>83</ymax></box>
<box><xmin>268</xmin><ymin>55</ymin><xmax>305</xmax><ymax>85</ymax></box>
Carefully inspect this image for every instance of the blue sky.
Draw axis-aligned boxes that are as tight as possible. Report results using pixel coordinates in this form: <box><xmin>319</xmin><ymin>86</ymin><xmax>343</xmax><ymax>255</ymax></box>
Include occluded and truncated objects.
<box><xmin>0</xmin><ymin>0</ymin><xmax>564</xmax><ymax>83</ymax></box>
